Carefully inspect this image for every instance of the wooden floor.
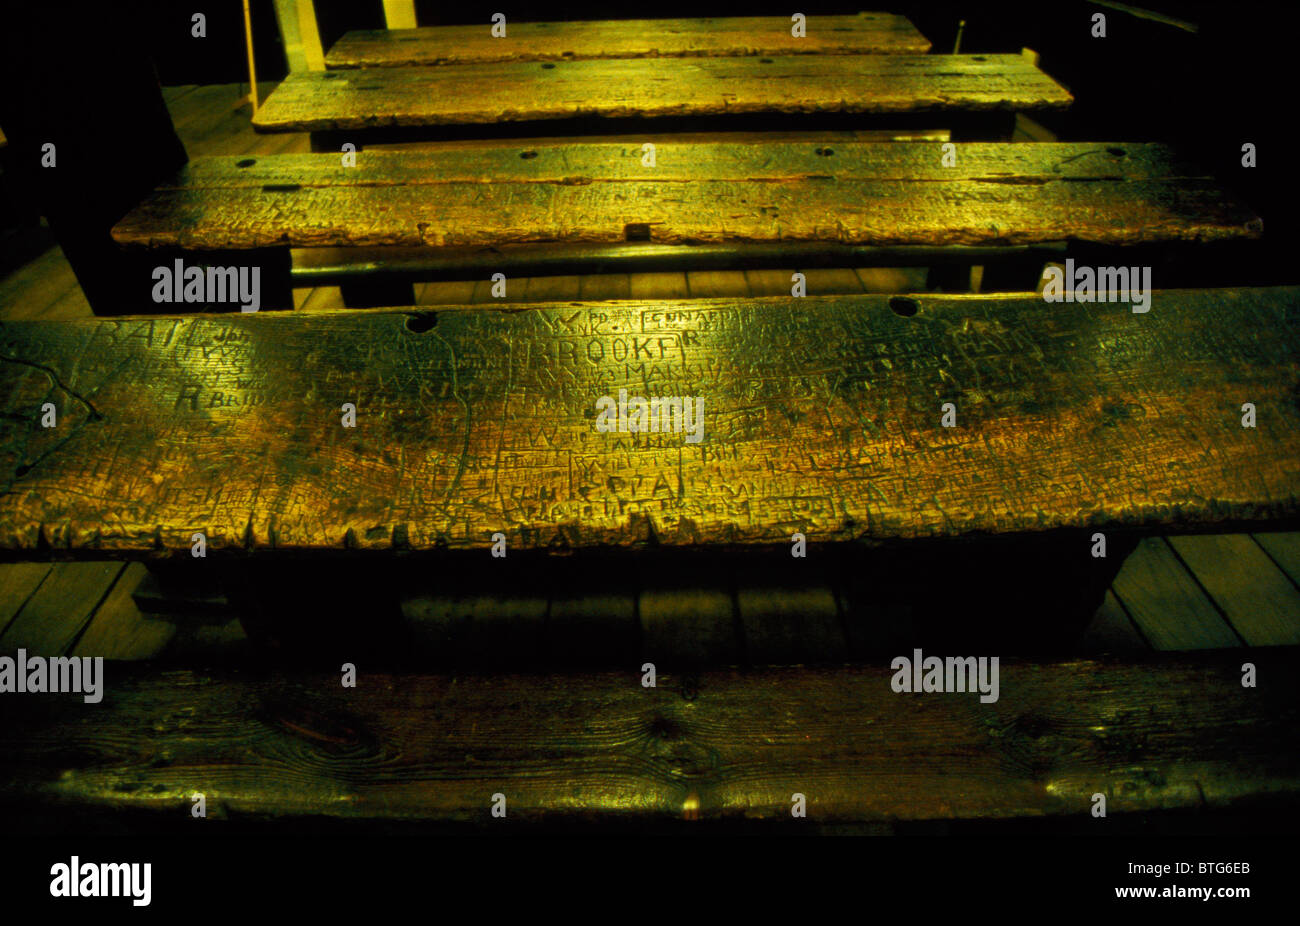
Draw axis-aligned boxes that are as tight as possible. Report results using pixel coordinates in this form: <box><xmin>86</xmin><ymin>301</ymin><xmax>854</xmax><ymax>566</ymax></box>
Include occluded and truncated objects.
<box><xmin>1</xmin><ymin>83</ymin><xmax>1299</xmax><ymax>664</ymax></box>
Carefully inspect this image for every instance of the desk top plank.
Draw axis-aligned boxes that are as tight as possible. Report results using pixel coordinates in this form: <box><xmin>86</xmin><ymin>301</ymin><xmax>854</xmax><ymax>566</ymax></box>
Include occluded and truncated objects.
<box><xmin>112</xmin><ymin>143</ymin><xmax>1261</xmax><ymax>251</ymax></box>
<box><xmin>0</xmin><ymin>288</ymin><xmax>1296</xmax><ymax>556</ymax></box>
<box><xmin>253</xmin><ymin>55</ymin><xmax>1072</xmax><ymax>134</ymax></box>
<box><xmin>325</xmin><ymin>14</ymin><xmax>932</xmax><ymax>69</ymax></box>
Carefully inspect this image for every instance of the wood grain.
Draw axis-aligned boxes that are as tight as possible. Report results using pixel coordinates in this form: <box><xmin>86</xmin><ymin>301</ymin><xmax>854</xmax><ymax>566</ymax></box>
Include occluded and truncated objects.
<box><xmin>325</xmin><ymin>14</ymin><xmax>932</xmax><ymax>69</ymax></box>
<box><xmin>0</xmin><ymin>562</ymin><xmax>51</xmax><ymax>636</ymax></box>
<box><xmin>1253</xmin><ymin>533</ymin><xmax>1300</xmax><ymax>588</ymax></box>
<box><xmin>0</xmin><ymin>561</ymin><xmax>124</xmax><ymax>654</ymax></box>
<box><xmin>0</xmin><ymin>288</ymin><xmax>1297</xmax><ymax>556</ymax></box>
<box><xmin>0</xmin><ymin>245</ymin><xmax>83</xmax><ymax>321</ymax></box>
<box><xmin>1112</xmin><ymin>539</ymin><xmax>1241</xmax><ymax>651</ymax></box>
<box><xmin>253</xmin><ymin>55</ymin><xmax>1072</xmax><ymax>134</ymax></box>
<box><xmin>112</xmin><ymin>143</ymin><xmax>1261</xmax><ymax>251</ymax></box>
<box><xmin>1166</xmin><ymin>534</ymin><xmax>1300</xmax><ymax>646</ymax></box>
<box><xmin>1</xmin><ymin>655</ymin><xmax>1296</xmax><ymax>824</ymax></box>
<box><xmin>69</xmin><ymin>563</ymin><xmax>175</xmax><ymax>660</ymax></box>
<box><xmin>1080</xmin><ymin>589</ymin><xmax>1148</xmax><ymax>655</ymax></box>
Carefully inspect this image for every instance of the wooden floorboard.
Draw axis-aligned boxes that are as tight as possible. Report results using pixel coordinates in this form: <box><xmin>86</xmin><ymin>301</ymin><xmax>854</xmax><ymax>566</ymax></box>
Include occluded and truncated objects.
<box><xmin>0</xmin><ymin>244</ymin><xmax>83</xmax><ymax>321</ymax></box>
<box><xmin>1164</xmin><ymin>535</ymin><xmax>1300</xmax><ymax>645</ymax></box>
<box><xmin>1112</xmin><ymin>539</ymin><xmax>1242</xmax><ymax>650</ymax></box>
<box><xmin>1254</xmin><ymin>532</ymin><xmax>1300</xmax><ymax>588</ymax></box>
<box><xmin>69</xmin><ymin>563</ymin><xmax>175</xmax><ymax>660</ymax></box>
<box><xmin>1080</xmin><ymin>589</ymin><xmax>1150</xmax><ymax>655</ymax></box>
<box><xmin>0</xmin><ymin>561</ymin><xmax>125</xmax><ymax>655</ymax></box>
<box><xmin>0</xmin><ymin>563</ymin><xmax>52</xmax><ymax>638</ymax></box>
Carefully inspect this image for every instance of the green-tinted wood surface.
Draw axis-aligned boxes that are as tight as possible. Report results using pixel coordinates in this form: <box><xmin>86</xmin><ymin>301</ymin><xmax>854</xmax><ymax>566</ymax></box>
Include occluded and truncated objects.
<box><xmin>0</xmin><ymin>289</ymin><xmax>1297</xmax><ymax>555</ymax></box>
<box><xmin>112</xmin><ymin>143</ymin><xmax>1261</xmax><ymax>251</ymax></box>
<box><xmin>253</xmin><ymin>55</ymin><xmax>1072</xmax><ymax>133</ymax></box>
<box><xmin>1</xmin><ymin>655</ymin><xmax>1296</xmax><ymax>824</ymax></box>
<box><xmin>325</xmin><ymin>14</ymin><xmax>932</xmax><ymax>69</ymax></box>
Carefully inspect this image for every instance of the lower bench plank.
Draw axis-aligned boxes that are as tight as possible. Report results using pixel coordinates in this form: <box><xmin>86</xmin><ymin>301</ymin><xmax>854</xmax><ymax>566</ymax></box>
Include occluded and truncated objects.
<box><xmin>324</xmin><ymin>14</ymin><xmax>932</xmax><ymax>70</ymax></box>
<box><xmin>252</xmin><ymin>55</ymin><xmax>1071</xmax><ymax>135</ymax></box>
<box><xmin>1</xmin><ymin>654</ymin><xmax>1295</xmax><ymax>826</ymax></box>
<box><xmin>0</xmin><ymin>288</ymin><xmax>1296</xmax><ymax>555</ymax></box>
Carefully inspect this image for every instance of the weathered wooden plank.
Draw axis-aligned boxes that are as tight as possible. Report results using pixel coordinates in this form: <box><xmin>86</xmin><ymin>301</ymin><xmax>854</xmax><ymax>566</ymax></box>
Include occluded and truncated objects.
<box><xmin>1</xmin><ymin>654</ymin><xmax>1296</xmax><ymax>824</ymax></box>
<box><xmin>0</xmin><ymin>288</ymin><xmax>1297</xmax><ymax>555</ymax></box>
<box><xmin>112</xmin><ymin>143</ymin><xmax>1260</xmax><ymax>252</ymax></box>
<box><xmin>342</xmin><ymin>128</ymin><xmax>951</xmax><ymax>157</ymax></box>
<box><xmin>325</xmin><ymin>14</ymin><xmax>932</xmax><ymax>69</ymax></box>
<box><xmin>253</xmin><ymin>55</ymin><xmax>1072</xmax><ymax>134</ymax></box>
<box><xmin>1166</xmin><ymin>534</ymin><xmax>1300</xmax><ymax>646</ymax></box>
<box><xmin>135</xmin><ymin>141</ymin><xmax>1213</xmax><ymax>188</ymax></box>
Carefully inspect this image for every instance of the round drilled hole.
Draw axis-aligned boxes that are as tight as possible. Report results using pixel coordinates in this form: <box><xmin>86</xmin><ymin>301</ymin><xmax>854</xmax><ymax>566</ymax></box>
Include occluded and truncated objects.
<box><xmin>759</xmin><ymin>58</ymin><xmax>774</xmax><ymax>64</ymax></box>
<box><xmin>405</xmin><ymin>312</ymin><xmax>437</xmax><ymax>333</ymax></box>
<box><xmin>889</xmin><ymin>296</ymin><xmax>920</xmax><ymax>317</ymax></box>
<box><xmin>541</xmin><ymin>62</ymin><xmax>556</xmax><ymax>69</ymax></box>
<box><xmin>520</xmin><ymin>149</ymin><xmax>538</xmax><ymax>160</ymax></box>
<box><xmin>236</xmin><ymin>158</ymin><xmax>256</xmax><ymax>168</ymax></box>
<box><xmin>815</xmin><ymin>147</ymin><xmax>834</xmax><ymax>157</ymax></box>
<box><xmin>1107</xmin><ymin>146</ymin><xmax>1126</xmax><ymax>157</ymax></box>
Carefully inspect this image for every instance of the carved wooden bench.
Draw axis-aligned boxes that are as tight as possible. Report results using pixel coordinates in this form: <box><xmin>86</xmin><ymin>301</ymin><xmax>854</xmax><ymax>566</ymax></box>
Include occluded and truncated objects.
<box><xmin>254</xmin><ymin>53</ymin><xmax>1072</xmax><ymax>150</ymax></box>
<box><xmin>323</xmin><ymin>13</ymin><xmax>933</xmax><ymax>69</ymax></box>
<box><xmin>2</xmin><ymin>288</ymin><xmax>1295</xmax><ymax>555</ymax></box>
<box><xmin>108</xmin><ymin>141</ymin><xmax>1262</xmax><ymax>309</ymax></box>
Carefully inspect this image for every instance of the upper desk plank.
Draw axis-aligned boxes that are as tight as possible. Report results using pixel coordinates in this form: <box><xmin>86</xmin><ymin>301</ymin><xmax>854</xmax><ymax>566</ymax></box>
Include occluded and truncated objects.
<box><xmin>325</xmin><ymin>14</ymin><xmax>932</xmax><ymax>69</ymax></box>
<box><xmin>252</xmin><ymin>55</ymin><xmax>1072</xmax><ymax>134</ymax></box>
<box><xmin>112</xmin><ymin>143</ymin><xmax>1261</xmax><ymax>252</ymax></box>
<box><xmin>0</xmin><ymin>288</ymin><xmax>1297</xmax><ymax>556</ymax></box>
